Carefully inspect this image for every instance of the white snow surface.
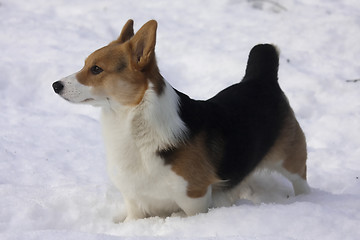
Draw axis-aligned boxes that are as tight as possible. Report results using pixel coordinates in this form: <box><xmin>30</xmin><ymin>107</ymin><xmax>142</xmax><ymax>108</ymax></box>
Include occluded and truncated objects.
<box><xmin>1</xmin><ymin>0</ymin><xmax>360</xmax><ymax>239</ymax></box>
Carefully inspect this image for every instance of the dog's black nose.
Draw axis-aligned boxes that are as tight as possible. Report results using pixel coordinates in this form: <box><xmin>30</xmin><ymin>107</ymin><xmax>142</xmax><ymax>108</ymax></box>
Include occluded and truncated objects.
<box><xmin>52</xmin><ymin>81</ymin><xmax>64</xmax><ymax>94</ymax></box>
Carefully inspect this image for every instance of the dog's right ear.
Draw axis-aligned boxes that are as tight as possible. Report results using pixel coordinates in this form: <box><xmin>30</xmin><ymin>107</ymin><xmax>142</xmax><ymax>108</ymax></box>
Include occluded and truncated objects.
<box><xmin>117</xmin><ymin>19</ymin><xmax>134</xmax><ymax>43</ymax></box>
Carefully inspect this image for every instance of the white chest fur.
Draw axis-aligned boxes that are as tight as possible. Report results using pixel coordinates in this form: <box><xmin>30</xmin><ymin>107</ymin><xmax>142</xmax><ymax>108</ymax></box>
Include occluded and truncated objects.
<box><xmin>100</xmin><ymin>82</ymin><xmax>192</xmax><ymax>220</ymax></box>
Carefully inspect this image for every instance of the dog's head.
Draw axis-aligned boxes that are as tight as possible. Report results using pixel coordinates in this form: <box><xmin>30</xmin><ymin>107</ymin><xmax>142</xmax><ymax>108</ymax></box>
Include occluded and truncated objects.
<box><xmin>52</xmin><ymin>20</ymin><xmax>164</xmax><ymax>107</ymax></box>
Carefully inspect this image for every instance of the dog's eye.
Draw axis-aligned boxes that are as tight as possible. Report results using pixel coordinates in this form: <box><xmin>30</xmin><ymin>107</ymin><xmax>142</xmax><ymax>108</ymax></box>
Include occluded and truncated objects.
<box><xmin>90</xmin><ymin>65</ymin><xmax>103</xmax><ymax>75</ymax></box>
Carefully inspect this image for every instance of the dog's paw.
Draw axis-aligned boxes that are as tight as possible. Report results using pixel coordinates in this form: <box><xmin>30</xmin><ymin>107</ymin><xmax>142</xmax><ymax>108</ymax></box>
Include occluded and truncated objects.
<box><xmin>112</xmin><ymin>212</ymin><xmax>127</xmax><ymax>223</ymax></box>
<box><xmin>170</xmin><ymin>211</ymin><xmax>187</xmax><ymax>218</ymax></box>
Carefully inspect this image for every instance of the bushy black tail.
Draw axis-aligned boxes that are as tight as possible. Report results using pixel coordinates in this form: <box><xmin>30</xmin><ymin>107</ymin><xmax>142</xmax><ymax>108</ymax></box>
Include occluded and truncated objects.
<box><xmin>242</xmin><ymin>44</ymin><xmax>279</xmax><ymax>83</ymax></box>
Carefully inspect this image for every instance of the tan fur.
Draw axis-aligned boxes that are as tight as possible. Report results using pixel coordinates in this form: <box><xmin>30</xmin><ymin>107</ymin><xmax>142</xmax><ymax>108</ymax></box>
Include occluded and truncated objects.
<box><xmin>74</xmin><ymin>20</ymin><xmax>164</xmax><ymax>106</ymax></box>
<box><xmin>128</xmin><ymin>20</ymin><xmax>164</xmax><ymax>95</ymax></box>
<box><xmin>282</xmin><ymin>116</ymin><xmax>307</xmax><ymax>179</ymax></box>
<box><xmin>167</xmin><ymin>132</ymin><xmax>220</xmax><ymax>198</ymax></box>
<box><xmin>262</xmin><ymin>108</ymin><xmax>307</xmax><ymax>179</ymax></box>
<box><xmin>117</xmin><ymin>19</ymin><xmax>134</xmax><ymax>43</ymax></box>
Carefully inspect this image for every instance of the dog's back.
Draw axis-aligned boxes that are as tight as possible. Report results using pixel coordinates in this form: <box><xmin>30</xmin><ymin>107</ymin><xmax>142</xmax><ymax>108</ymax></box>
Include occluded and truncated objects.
<box><xmin>173</xmin><ymin>44</ymin><xmax>309</xmax><ymax>194</ymax></box>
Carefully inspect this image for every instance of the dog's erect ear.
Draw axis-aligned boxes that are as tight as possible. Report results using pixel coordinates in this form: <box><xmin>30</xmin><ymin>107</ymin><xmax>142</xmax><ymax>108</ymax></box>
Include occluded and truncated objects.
<box><xmin>129</xmin><ymin>20</ymin><xmax>157</xmax><ymax>71</ymax></box>
<box><xmin>117</xmin><ymin>19</ymin><xmax>134</xmax><ymax>43</ymax></box>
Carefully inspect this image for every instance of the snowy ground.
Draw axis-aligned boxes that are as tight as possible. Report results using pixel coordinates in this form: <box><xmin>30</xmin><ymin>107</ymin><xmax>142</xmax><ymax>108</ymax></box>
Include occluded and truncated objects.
<box><xmin>1</xmin><ymin>0</ymin><xmax>360</xmax><ymax>239</ymax></box>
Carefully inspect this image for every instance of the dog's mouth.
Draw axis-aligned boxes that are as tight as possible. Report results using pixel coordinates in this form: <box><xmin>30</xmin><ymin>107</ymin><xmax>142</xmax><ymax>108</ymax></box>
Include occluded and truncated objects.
<box><xmin>81</xmin><ymin>98</ymin><xmax>95</xmax><ymax>103</ymax></box>
<box><xmin>62</xmin><ymin>97</ymin><xmax>96</xmax><ymax>104</ymax></box>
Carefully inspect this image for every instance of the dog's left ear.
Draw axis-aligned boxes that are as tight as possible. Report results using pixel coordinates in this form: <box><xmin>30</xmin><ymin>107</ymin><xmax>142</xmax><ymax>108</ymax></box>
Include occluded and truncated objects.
<box><xmin>129</xmin><ymin>20</ymin><xmax>157</xmax><ymax>71</ymax></box>
<box><xmin>117</xmin><ymin>19</ymin><xmax>134</xmax><ymax>43</ymax></box>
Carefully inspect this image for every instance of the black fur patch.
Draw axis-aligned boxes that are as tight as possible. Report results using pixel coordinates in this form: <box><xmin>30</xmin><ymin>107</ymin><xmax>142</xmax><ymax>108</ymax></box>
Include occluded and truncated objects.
<box><xmin>160</xmin><ymin>44</ymin><xmax>291</xmax><ymax>189</ymax></box>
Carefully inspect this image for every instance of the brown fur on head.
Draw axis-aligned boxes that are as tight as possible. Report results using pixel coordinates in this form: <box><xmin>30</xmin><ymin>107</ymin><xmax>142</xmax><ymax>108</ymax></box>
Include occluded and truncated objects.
<box><xmin>71</xmin><ymin>19</ymin><xmax>164</xmax><ymax>106</ymax></box>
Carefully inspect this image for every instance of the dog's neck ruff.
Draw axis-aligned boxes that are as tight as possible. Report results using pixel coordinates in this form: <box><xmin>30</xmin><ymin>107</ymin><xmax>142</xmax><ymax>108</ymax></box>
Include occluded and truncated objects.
<box><xmin>104</xmin><ymin>80</ymin><xmax>188</xmax><ymax>154</ymax></box>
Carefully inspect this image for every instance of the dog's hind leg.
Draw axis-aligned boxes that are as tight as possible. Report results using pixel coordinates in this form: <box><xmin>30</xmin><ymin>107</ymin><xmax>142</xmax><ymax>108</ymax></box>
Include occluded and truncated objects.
<box><xmin>263</xmin><ymin>111</ymin><xmax>310</xmax><ymax>196</ymax></box>
<box><xmin>279</xmin><ymin>119</ymin><xmax>311</xmax><ymax>195</ymax></box>
<box><xmin>276</xmin><ymin>164</ymin><xmax>310</xmax><ymax>195</ymax></box>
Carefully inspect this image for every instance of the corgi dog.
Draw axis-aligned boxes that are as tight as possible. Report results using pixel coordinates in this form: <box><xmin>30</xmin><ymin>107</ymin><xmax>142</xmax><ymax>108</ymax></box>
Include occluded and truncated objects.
<box><xmin>53</xmin><ymin>19</ymin><xmax>310</xmax><ymax>222</ymax></box>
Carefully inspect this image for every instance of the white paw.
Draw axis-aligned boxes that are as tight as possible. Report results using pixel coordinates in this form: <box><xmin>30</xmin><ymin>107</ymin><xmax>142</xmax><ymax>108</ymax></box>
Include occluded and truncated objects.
<box><xmin>170</xmin><ymin>211</ymin><xmax>187</xmax><ymax>218</ymax></box>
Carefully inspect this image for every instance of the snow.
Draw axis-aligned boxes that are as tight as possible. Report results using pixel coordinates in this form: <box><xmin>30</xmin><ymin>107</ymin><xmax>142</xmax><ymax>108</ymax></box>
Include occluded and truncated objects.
<box><xmin>1</xmin><ymin>0</ymin><xmax>360</xmax><ymax>239</ymax></box>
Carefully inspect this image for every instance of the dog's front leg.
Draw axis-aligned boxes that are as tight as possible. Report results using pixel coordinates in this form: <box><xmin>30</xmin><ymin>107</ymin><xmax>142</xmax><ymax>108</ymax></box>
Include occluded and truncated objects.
<box><xmin>176</xmin><ymin>186</ymin><xmax>212</xmax><ymax>216</ymax></box>
<box><xmin>123</xmin><ymin>198</ymin><xmax>146</xmax><ymax>222</ymax></box>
